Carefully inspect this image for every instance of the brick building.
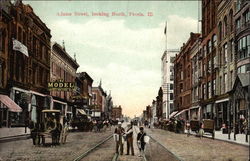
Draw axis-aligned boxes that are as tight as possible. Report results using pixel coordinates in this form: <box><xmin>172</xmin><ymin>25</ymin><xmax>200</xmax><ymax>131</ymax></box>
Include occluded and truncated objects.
<box><xmin>199</xmin><ymin>0</ymin><xmax>220</xmax><ymax>120</ymax></box>
<box><xmin>111</xmin><ymin>105</ymin><xmax>122</xmax><ymax>121</ymax></box>
<box><xmin>174</xmin><ymin>33</ymin><xmax>200</xmax><ymax>120</ymax></box>
<box><xmin>50</xmin><ymin>42</ymin><xmax>79</xmax><ymax>120</ymax></box>
<box><xmin>0</xmin><ymin>0</ymin><xmax>52</xmax><ymax>126</ymax></box>
<box><xmin>74</xmin><ymin>72</ymin><xmax>93</xmax><ymax>116</ymax></box>
<box><xmin>92</xmin><ymin>82</ymin><xmax>107</xmax><ymax>119</ymax></box>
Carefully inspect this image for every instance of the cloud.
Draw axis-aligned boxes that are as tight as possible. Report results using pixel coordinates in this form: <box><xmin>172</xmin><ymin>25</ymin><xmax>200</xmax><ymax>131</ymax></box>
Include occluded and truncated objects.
<box><xmin>48</xmin><ymin>15</ymin><xmax>197</xmax><ymax>117</ymax></box>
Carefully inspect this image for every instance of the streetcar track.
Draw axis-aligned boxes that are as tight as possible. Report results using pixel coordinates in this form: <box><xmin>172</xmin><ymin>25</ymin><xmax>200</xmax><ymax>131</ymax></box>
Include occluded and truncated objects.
<box><xmin>72</xmin><ymin>134</ymin><xmax>117</xmax><ymax>161</ymax></box>
<box><xmin>134</xmin><ymin>126</ymin><xmax>183</xmax><ymax>161</ymax></box>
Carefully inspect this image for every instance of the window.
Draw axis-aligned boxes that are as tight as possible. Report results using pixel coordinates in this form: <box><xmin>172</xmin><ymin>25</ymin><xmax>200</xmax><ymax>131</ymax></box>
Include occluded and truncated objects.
<box><xmin>223</xmin><ymin>16</ymin><xmax>227</xmax><ymax>37</ymax></box>
<box><xmin>203</xmin><ymin>84</ymin><xmax>206</xmax><ymax>99</ymax></box>
<box><xmin>218</xmin><ymin>22</ymin><xmax>222</xmax><ymax>41</ymax></box>
<box><xmin>0</xmin><ymin>62</ymin><xmax>2</xmax><ymax>87</ymax></box>
<box><xmin>0</xmin><ymin>29</ymin><xmax>5</xmax><ymax>52</ymax></box>
<box><xmin>170</xmin><ymin>83</ymin><xmax>173</xmax><ymax>90</ymax></box>
<box><xmin>247</xmin><ymin>35</ymin><xmax>250</xmax><ymax>57</ymax></box>
<box><xmin>237</xmin><ymin>64</ymin><xmax>250</xmax><ymax>73</ymax></box>
<box><xmin>231</xmin><ymin>39</ymin><xmax>234</xmax><ymax>62</ymax></box>
<box><xmin>224</xmin><ymin>43</ymin><xmax>228</xmax><ymax>64</ymax></box>
<box><xmin>170</xmin><ymin>93</ymin><xmax>173</xmax><ymax>100</ymax></box>
<box><xmin>170</xmin><ymin>57</ymin><xmax>175</xmax><ymax>63</ymax></box>
<box><xmin>230</xmin><ymin>71</ymin><xmax>233</xmax><ymax>89</ymax></box>
<box><xmin>203</xmin><ymin>63</ymin><xmax>206</xmax><ymax>76</ymax></box>
<box><xmin>220</xmin><ymin>76</ymin><xmax>223</xmax><ymax>94</ymax></box>
<box><xmin>236</xmin><ymin>18</ymin><xmax>241</xmax><ymax>29</ymax></box>
<box><xmin>237</xmin><ymin>35</ymin><xmax>250</xmax><ymax>60</ymax></box>
<box><xmin>224</xmin><ymin>73</ymin><xmax>228</xmax><ymax>92</ymax></box>
<box><xmin>208</xmin><ymin>40</ymin><xmax>212</xmax><ymax>53</ymax></box>
<box><xmin>208</xmin><ymin>60</ymin><xmax>211</xmax><ymax>73</ymax></box>
<box><xmin>229</xmin><ymin>10</ymin><xmax>233</xmax><ymax>32</ymax></box>
<box><xmin>213</xmin><ymin>79</ymin><xmax>216</xmax><ymax>96</ymax></box>
<box><xmin>203</xmin><ymin>45</ymin><xmax>207</xmax><ymax>57</ymax></box>
<box><xmin>208</xmin><ymin>81</ymin><xmax>211</xmax><ymax>98</ymax></box>
<box><xmin>212</xmin><ymin>34</ymin><xmax>217</xmax><ymax>48</ymax></box>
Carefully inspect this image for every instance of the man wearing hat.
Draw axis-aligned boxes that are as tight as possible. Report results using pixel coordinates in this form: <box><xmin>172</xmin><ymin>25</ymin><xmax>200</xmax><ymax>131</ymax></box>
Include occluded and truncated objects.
<box><xmin>114</xmin><ymin>122</ymin><xmax>125</xmax><ymax>155</ymax></box>
<box><xmin>125</xmin><ymin>123</ymin><xmax>134</xmax><ymax>155</ymax></box>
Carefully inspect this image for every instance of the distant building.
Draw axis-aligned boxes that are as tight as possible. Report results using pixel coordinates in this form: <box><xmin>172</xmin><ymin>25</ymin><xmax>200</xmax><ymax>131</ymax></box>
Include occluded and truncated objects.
<box><xmin>92</xmin><ymin>82</ymin><xmax>107</xmax><ymax>119</ymax></box>
<box><xmin>111</xmin><ymin>105</ymin><xmax>122</xmax><ymax>120</ymax></box>
<box><xmin>161</xmin><ymin>49</ymin><xmax>179</xmax><ymax>119</ymax></box>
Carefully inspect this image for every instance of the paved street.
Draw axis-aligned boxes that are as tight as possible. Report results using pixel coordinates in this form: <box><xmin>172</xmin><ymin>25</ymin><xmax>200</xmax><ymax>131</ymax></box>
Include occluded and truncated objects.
<box><xmin>0</xmin><ymin>125</ymin><xmax>249</xmax><ymax>161</ymax></box>
<box><xmin>0</xmin><ymin>130</ymin><xmax>113</xmax><ymax>161</ymax></box>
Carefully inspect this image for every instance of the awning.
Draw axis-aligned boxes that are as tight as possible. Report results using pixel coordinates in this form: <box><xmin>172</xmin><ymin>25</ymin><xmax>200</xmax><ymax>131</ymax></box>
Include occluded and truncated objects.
<box><xmin>0</xmin><ymin>95</ymin><xmax>22</xmax><ymax>112</ymax></box>
<box><xmin>174</xmin><ymin>109</ymin><xmax>188</xmax><ymax>117</ymax></box>
<box><xmin>77</xmin><ymin>109</ymin><xmax>87</xmax><ymax>115</ymax></box>
<box><xmin>215</xmin><ymin>98</ymin><xmax>229</xmax><ymax>104</ymax></box>
<box><xmin>189</xmin><ymin>106</ymin><xmax>200</xmax><ymax>110</ymax></box>
<box><xmin>169</xmin><ymin>111</ymin><xmax>178</xmax><ymax>118</ymax></box>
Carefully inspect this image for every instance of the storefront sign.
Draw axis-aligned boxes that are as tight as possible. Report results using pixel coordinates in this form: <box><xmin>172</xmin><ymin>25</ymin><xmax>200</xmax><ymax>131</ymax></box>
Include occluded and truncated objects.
<box><xmin>48</xmin><ymin>80</ymin><xmax>75</xmax><ymax>91</ymax></box>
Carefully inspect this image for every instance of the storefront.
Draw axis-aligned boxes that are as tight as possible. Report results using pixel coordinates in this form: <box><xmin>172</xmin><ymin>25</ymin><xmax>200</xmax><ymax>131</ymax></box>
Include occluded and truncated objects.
<box><xmin>229</xmin><ymin>73</ymin><xmax>249</xmax><ymax>141</ymax></box>
<box><xmin>215</xmin><ymin>98</ymin><xmax>229</xmax><ymax>130</ymax></box>
<box><xmin>10</xmin><ymin>87</ymin><xmax>30</xmax><ymax>126</ymax></box>
<box><xmin>0</xmin><ymin>94</ymin><xmax>22</xmax><ymax>127</ymax></box>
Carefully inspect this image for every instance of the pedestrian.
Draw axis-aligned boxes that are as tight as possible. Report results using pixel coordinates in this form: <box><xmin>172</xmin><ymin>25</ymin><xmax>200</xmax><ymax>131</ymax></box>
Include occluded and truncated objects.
<box><xmin>114</xmin><ymin>122</ymin><xmax>125</xmax><ymax>155</ymax></box>
<box><xmin>137</xmin><ymin>126</ymin><xmax>146</xmax><ymax>157</ymax></box>
<box><xmin>125</xmin><ymin>123</ymin><xmax>134</xmax><ymax>155</ymax></box>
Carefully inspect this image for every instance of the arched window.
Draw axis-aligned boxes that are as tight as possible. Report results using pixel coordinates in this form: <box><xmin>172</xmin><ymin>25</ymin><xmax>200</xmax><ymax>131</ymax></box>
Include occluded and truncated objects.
<box><xmin>229</xmin><ymin>10</ymin><xmax>233</xmax><ymax>32</ymax></box>
<box><xmin>223</xmin><ymin>16</ymin><xmax>228</xmax><ymax>37</ymax></box>
<box><xmin>212</xmin><ymin>34</ymin><xmax>217</xmax><ymax>48</ymax></box>
<box><xmin>218</xmin><ymin>22</ymin><xmax>222</xmax><ymax>41</ymax></box>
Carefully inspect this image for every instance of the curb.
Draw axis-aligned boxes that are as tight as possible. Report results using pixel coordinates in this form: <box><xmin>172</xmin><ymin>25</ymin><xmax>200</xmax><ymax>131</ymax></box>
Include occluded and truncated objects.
<box><xmin>185</xmin><ymin>131</ymin><xmax>249</xmax><ymax>148</ymax></box>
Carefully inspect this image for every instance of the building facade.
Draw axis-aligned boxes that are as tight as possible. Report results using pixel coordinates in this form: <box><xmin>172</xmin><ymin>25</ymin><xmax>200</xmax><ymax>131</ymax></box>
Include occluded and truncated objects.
<box><xmin>1</xmin><ymin>1</ymin><xmax>52</xmax><ymax>126</ymax></box>
<box><xmin>50</xmin><ymin>42</ymin><xmax>79</xmax><ymax>120</ymax></box>
<box><xmin>92</xmin><ymin>82</ymin><xmax>107</xmax><ymax>119</ymax></box>
<box><xmin>214</xmin><ymin>0</ymin><xmax>236</xmax><ymax>130</ymax></box>
<box><xmin>174</xmin><ymin>33</ymin><xmax>200</xmax><ymax>120</ymax></box>
<box><xmin>161</xmin><ymin>49</ymin><xmax>178</xmax><ymax>119</ymax></box>
<box><xmin>111</xmin><ymin>105</ymin><xmax>122</xmax><ymax>121</ymax></box>
<box><xmin>230</xmin><ymin>0</ymin><xmax>250</xmax><ymax>140</ymax></box>
<box><xmin>199</xmin><ymin>0</ymin><xmax>219</xmax><ymax>121</ymax></box>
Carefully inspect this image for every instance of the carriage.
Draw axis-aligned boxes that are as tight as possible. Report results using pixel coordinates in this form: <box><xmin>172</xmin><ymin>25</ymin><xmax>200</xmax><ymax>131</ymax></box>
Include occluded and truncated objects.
<box><xmin>30</xmin><ymin>110</ymin><xmax>63</xmax><ymax>146</ymax></box>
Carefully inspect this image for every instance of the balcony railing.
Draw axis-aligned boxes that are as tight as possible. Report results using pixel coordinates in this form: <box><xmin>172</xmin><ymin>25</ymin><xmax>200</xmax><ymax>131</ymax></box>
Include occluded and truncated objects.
<box><xmin>236</xmin><ymin>21</ymin><xmax>250</xmax><ymax>35</ymax></box>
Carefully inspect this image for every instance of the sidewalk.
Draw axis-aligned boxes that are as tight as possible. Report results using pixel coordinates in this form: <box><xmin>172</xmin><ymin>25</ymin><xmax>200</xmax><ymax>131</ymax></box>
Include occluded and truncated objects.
<box><xmin>185</xmin><ymin>129</ymin><xmax>249</xmax><ymax>147</ymax></box>
<box><xmin>145</xmin><ymin>127</ymin><xmax>249</xmax><ymax>161</ymax></box>
<box><xmin>0</xmin><ymin>127</ymin><xmax>30</xmax><ymax>138</ymax></box>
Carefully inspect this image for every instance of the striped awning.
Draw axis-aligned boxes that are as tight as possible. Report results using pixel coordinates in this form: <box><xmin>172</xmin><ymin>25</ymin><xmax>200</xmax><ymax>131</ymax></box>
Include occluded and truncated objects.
<box><xmin>0</xmin><ymin>95</ymin><xmax>22</xmax><ymax>112</ymax></box>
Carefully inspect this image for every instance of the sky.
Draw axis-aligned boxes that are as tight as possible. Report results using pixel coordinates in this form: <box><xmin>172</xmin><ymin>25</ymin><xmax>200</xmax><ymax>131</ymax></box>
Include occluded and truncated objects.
<box><xmin>24</xmin><ymin>1</ymin><xmax>199</xmax><ymax>118</ymax></box>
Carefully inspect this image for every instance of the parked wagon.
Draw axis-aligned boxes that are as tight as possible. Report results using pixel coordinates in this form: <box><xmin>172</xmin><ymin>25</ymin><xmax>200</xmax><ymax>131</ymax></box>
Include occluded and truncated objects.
<box><xmin>203</xmin><ymin>119</ymin><xmax>215</xmax><ymax>139</ymax></box>
<box><xmin>37</xmin><ymin>110</ymin><xmax>63</xmax><ymax>146</ymax></box>
<box><xmin>189</xmin><ymin>119</ymin><xmax>215</xmax><ymax>139</ymax></box>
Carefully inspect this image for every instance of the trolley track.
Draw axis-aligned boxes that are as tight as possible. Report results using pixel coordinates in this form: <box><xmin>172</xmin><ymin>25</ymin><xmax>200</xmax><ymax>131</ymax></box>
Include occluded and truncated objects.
<box><xmin>134</xmin><ymin>126</ymin><xmax>182</xmax><ymax>161</ymax></box>
<box><xmin>72</xmin><ymin>134</ymin><xmax>117</xmax><ymax>161</ymax></box>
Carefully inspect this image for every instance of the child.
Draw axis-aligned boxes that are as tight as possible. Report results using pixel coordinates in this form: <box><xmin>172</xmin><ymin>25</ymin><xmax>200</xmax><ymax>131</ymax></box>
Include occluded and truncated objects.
<box><xmin>137</xmin><ymin>126</ymin><xmax>146</xmax><ymax>157</ymax></box>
